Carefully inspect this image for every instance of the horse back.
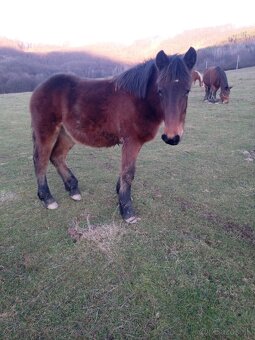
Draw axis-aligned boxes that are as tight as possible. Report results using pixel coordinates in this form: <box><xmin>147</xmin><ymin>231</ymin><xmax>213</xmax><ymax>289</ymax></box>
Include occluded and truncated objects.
<box><xmin>30</xmin><ymin>74</ymin><xmax>121</xmax><ymax>145</ymax></box>
<box><xmin>30</xmin><ymin>73</ymin><xmax>161</xmax><ymax>148</ymax></box>
<box><xmin>203</xmin><ymin>67</ymin><xmax>221</xmax><ymax>89</ymax></box>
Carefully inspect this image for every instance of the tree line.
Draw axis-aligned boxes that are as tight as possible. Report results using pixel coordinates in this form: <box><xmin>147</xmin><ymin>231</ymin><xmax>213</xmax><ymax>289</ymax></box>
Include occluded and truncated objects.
<box><xmin>196</xmin><ymin>38</ymin><xmax>255</xmax><ymax>71</ymax></box>
<box><xmin>0</xmin><ymin>36</ymin><xmax>255</xmax><ymax>94</ymax></box>
<box><xmin>0</xmin><ymin>48</ymin><xmax>125</xmax><ymax>94</ymax></box>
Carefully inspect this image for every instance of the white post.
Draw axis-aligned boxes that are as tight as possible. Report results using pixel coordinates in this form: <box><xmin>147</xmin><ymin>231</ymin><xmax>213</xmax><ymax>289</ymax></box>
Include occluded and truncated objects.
<box><xmin>236</xmin><ymin>55</ymin><xmax>240</xmax><ymax>69</ymax></box>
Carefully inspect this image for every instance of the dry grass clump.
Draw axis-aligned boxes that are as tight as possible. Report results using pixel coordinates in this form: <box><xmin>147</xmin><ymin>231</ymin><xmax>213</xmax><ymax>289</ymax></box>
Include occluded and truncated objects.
<box><xmin>68</xmin><ymin>214</ymin><xmax>126</xmax><ymax>259</ymax></box>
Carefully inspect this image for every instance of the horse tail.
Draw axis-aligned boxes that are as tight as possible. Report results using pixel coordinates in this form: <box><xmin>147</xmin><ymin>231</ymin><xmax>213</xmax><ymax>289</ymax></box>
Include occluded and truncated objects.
<box><xmin>30</xmin><ymin>74</ymin><xmax>76</xmax><ymax>171</ymax></box>
<box><xmin>197</xmin><ymin>71</ymin><xmax>203</xmax><ymax>87</ymax></box>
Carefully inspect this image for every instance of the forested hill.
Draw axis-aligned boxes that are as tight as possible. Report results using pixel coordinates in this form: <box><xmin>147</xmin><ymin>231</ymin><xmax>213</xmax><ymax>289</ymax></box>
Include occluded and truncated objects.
<box><xmin>0</xmin><ymin>48</ymin><xmax>125</xmax><ymax>93</ymax></box>
<box><xmin>0</xmin><ymin>25</ymin><xmax>255</xmax><ymax>94</ymax></box>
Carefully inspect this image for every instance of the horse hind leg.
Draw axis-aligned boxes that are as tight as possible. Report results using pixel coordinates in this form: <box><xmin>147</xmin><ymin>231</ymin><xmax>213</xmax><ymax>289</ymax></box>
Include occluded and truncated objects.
<box><xmin>209</xmin><ymin>87</ymin><xmax>217</xmax><ymax>103</ymax></box>
<box><xmin>50</xmin><ymin>128</ymin><xmax>81</xmax><ymax>201</ymax></box>
<box><xmin>33</xmin><ymin>128</ymin><xmax>60</xmax><ymax>209</ymax></box>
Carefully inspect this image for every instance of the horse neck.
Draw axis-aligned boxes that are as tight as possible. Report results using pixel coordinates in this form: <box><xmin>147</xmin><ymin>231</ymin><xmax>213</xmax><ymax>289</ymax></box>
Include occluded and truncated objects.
<box><xmin>218</xmin><ymin>68</ymin><xmax>229</xmax><ymax>90</ymax></box>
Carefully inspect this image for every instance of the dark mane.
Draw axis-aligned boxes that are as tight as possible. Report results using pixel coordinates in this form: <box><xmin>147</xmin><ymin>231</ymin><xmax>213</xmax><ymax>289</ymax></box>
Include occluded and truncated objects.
<box><xmin>216</xmin><ymin>66</ymin><xmax>229</xmax><ymax>89</ymax></box>
<box><xmin>115</xmin><ymin>59</ymin><xmax>155</xmax><ymax>99</ymax></box>
<box><xmin>158</xmin><ymin>55</ymin><xmax>190</xmax><ymax>84</ymax></box>
<box><xmin>115</xmin><ymin>55</ymin><xmax>191</xmax><ymax>99</ymax></box>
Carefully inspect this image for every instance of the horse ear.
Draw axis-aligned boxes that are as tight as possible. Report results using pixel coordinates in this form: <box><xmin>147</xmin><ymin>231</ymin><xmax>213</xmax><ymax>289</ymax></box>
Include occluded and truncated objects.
<box><xmin>183</xmin><ymin>47</ymin><xmax>197</xmax><ymax>70</ymax></box>
<box><xmin>156</xmin><ymin>50</ymin><xmax>169</xmax><ymax>70</ymax></box>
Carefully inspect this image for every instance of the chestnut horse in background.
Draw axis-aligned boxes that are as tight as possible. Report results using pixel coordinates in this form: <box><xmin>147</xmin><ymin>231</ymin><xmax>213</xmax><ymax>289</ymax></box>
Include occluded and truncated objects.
<box><xmin>191</xmin><ymin>70</ymin><xmax>203</xmax><ymax>87</ymax></box>
<box><xmin>30</xmin><ymin>47</ymin><xmax>196</xmax><ymax>223</ymax></box>
<box><xmin>203</xmin><ymin>66</ymin><xmax>232</xmax><ymax>103</ymax></box>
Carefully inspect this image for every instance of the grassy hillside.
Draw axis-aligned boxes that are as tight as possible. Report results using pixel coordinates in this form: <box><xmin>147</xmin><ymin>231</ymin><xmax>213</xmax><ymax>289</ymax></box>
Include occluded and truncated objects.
<box><xmin>1</xmin><ymin>67</ymin><xmax>254</xmax><ymax>338</ymax></box>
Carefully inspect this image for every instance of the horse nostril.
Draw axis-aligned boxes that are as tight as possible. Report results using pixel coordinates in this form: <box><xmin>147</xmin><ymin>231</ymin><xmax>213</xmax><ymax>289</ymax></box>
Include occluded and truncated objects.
<box><xmin>161</xmin><ymin>134</ymin><xmax>168</xmax><ymax>143</ymax></box>
<box><xmin>171</xmin><ymin>135</ymin><xmax>180</xmax><ymax>145</ymax></box>
<box><xmin>161</xmin><ymin>134</ymin><xmax>180</xmax><ymax>145</ymax></box>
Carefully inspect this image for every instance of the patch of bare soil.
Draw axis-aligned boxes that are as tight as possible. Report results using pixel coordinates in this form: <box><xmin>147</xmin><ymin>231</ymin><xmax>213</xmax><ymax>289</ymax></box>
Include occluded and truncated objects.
<box><xmin>68</xmin><ymin>215</ymin><xmax>126</xmax><ymax>259</ymax></box>
<box><xmin>175</xmin><ymin>197</ymin><xmax>255</xmax><ymax>245</ymax></box>
<box><xmin>0</xmin><ymin>191</ymin><xmax>17</xmax><ymax>203</ymax></box>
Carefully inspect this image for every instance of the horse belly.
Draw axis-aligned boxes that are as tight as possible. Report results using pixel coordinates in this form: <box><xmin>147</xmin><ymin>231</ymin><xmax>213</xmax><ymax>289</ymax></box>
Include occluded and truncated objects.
<box><xmin>62</xmin><ymin>116</ymin><xmax>120</xmax><ymax>147</ymax></box>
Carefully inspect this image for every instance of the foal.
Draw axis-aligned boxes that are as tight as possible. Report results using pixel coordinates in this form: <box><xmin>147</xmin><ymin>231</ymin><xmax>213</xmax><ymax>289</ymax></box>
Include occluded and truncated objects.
<box><xmin>30</xmin><ymin>47</ymin><xmax>197</xmax><ymax>223</ymax></box>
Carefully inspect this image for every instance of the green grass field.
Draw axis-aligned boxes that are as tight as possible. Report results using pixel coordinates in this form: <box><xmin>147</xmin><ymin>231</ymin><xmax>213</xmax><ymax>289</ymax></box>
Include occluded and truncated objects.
<box><xmin>1</xmin><ymin>67</ymin><xmax>255</xmax><ymax>339</ymax></box>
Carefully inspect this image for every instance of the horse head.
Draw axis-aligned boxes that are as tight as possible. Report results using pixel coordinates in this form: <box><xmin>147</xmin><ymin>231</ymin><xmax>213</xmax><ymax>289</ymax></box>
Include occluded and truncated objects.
<box><xmin>155</xmin><ymin>47</ymin><xmax>197</xmax><ymax>145</ymax></box>
<box><xmin>220</xmin><ymin>86</ymin><xmax>232</xmax><ymax>103</ymax></box>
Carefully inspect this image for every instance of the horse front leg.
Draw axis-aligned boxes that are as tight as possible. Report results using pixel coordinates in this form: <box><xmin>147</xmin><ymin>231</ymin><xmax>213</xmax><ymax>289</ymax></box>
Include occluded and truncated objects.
<box><xmin>204</xmin><ymin>86</ymin><xmax>210</xmax><ymax>101</ymax></box>
<box><xmin>118</xmin><ymin>140</ymin><xmax>142</xmax><ymax>223</ymax></box>
<box><xmin>209</xmin><ymin>86</ymin><xmax>217</xmax><ymax>103</ymax></box>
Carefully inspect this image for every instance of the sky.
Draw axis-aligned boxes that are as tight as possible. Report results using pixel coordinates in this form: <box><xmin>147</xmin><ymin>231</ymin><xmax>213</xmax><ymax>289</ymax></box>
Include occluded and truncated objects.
<box><xmin>1</xmin><ymin>0</ymin><xmax>254</xmax><ymax>46</ymax></box>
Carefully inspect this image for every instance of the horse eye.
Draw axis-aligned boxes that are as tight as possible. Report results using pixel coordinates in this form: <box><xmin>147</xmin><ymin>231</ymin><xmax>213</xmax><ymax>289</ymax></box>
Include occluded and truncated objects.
<box><xmin>185</xmin><ymin>89</ymin><xmax>190</xmax><ymax>96</ymax></box>
<box><xmin>158</xmin><ymin>89</ymin><xmax>163</xmax><ymax>97</ymax></box>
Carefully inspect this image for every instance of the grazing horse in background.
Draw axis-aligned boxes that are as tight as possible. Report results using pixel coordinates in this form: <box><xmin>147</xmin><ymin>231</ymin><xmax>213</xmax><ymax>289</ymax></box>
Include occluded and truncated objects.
<box><xmin>191</xmin><ymin>70</ymin><xmax>203</xmax><ymax>87</ymax></box>
<box><xmin>30</xmin><ymin>47</ymin><xmax>197</xmax><ymax>223</ymax></box>
<box><xmin>203</xmin><ymin>66</ymin><xmax>232</xmax><ymax>103</ymax></box>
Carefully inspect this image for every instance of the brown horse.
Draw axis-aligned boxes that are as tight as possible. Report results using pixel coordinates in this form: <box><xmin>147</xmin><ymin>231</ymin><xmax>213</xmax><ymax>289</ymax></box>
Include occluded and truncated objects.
<box><xmin>203</xmin><ymin>66</ymin><xmax>232</xmax><ymax>103</ymax></box>
<box><xmin>30</xmin><ymin>47</ymin><xmax>196</xmax><ymax>223</ymax></box>
<box><xmin>191</xmin><ymin>70</ymin><xmax>203</xmax><ymax>87</ymax></box>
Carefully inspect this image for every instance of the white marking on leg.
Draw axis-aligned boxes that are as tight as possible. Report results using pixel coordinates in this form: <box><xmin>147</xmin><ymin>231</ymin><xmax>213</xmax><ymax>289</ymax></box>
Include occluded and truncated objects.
<box><xmin>125</xmin><ymin>216</ymin><xmax>141</xmax><ymax>224</ymax></box>
<box><xmin>71</xmin><ymin>194</ymin><xmax>82</xmax><ymax>201</ymax></box>
<box><xmin>47</xmin><ymin>201</ymin><xmax>58</xmax><ymax>209</ymax></box>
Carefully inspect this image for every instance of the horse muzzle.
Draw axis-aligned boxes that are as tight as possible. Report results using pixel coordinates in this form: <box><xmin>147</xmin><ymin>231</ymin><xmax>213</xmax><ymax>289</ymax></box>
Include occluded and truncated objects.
<box><xmin>161</xmin><ymin>134</ymin><xmax>180</xmax><ymax>145</ymax></box>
